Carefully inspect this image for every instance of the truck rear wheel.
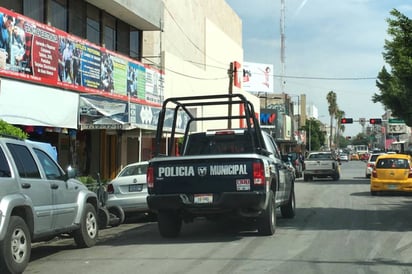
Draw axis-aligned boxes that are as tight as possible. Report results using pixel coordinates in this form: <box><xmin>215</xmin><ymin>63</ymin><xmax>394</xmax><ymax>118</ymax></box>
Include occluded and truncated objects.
<box><xmin>257</xmin><ymin>191</ymin><xmax>276</xmax><ymax>236</ymax></box>
<box><xmin>0</xmin><ymin>216</ymin><xmax>31</xmax><ymax>274</ymax></box>
<box><xmin>280</xmin><ymin>186</ymin><xmax>295</xmax><ymax>218</ymax></box>
<box><xmin>158</xmin><ymin>211</ymin><xmax>182</xmax><ymax>238</ymax></box>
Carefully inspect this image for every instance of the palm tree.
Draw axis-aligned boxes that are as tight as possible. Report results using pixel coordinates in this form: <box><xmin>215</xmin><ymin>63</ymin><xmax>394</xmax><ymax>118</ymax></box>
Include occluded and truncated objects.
<box><xmin>326</xmin><ymin>91</ymin><xmax>337</xmax><ymax>149</ymax></box>
<box><xmin>335</xmin><ymin>109</ymin><xmax>345</xmax><ymax>148</ymax></box>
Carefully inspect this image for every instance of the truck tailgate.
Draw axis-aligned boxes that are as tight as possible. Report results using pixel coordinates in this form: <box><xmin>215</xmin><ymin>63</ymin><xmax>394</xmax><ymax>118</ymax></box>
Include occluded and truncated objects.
<box><xmin>149</xmin><ymin>156</ymin><xmax>263</xmax><ymax>194</ymax></box>
<box><xmin>306</xmin><ymin>160</ymin><xmax>335</xmax><ymax>170</ymax></box>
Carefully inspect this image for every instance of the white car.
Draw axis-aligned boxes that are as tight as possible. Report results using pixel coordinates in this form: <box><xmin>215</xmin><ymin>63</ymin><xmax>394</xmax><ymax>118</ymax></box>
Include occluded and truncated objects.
<box><xmin>339</xmin><ymin>153</ymin><xmax>349</xmax><ymax>162</ymax></box>
<box><xmin>106</xmin><ymin>161</ymin><xmax>152</xmax><ymax>216</ymax></box>
<box><xmin>365</xmin><ymin>153</ymin><xmax>386</xmax><ymax>178</ymax></box>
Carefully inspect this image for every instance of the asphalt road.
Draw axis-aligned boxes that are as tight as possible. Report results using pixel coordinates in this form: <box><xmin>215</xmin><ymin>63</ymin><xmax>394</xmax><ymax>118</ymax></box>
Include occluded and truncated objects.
<box><xmin>25</xmin><ymin>160</ymin><xmax>412</xmax><ymax>274</ymax></box>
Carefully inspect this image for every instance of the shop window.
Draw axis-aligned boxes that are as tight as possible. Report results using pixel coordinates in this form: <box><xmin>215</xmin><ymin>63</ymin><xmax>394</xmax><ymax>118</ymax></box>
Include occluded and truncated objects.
<box><xmin>68</xmin><ymin>0</ymin><xmax>86</xmax><ymax>38</ymax></box>
<box><xmin>87</xmin><ymin>4</ymin><xmax>100</xmax><ymax>45</ymax></box>
<box><xmin>23</xmin><ymin>0</ymin><xmax>44</xmax><ymax>22</ymax></box>
<box><xmin>49</xmin><ymin>0</ymin><xmax>67</xmax><ymax>31</ymax></box>
<box><xmin>130</xmin><ymin>27</ymin><xmax>141</xmax><ymax>60</ymax></box>
<box><xmin>2</xmin><ymin>0</ymin><xmax>23</xmax><ymax>13</ymax></box>
<box><xmin>102</xmin><ymin>12</ymin><xmax>116</xmax><ymax>50</ymax></box>
<box><xmin>117</xmin><ymin>20</ymin><xmax>129</xmax><ymax>56</ymax></box>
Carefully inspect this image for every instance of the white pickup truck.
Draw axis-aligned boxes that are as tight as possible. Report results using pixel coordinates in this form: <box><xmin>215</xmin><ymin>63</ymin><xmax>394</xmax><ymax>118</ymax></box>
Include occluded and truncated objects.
<box><xmin>303</xmin><ymin>151</ymin><xmax>341</xmax><ymax>181</ymax></box>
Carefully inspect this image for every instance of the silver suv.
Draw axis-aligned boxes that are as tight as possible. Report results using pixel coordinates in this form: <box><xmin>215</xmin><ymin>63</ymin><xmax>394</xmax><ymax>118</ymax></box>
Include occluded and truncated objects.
<box><xmin>0</xmin><ymin>137</ymin><xmax>99</xmax><ymax>274</ymax></box>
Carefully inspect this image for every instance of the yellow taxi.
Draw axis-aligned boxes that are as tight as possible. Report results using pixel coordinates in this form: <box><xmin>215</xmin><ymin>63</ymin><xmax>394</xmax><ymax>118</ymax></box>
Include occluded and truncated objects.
<box><xmin>350</xmin><ymin>153</ymin><xmax>359</xmax><ymax>161</ymax></box>
<box><xmin>370</xmin><ymin>153</ymin><xmax>412</xmax><ymax>195</ymax></box>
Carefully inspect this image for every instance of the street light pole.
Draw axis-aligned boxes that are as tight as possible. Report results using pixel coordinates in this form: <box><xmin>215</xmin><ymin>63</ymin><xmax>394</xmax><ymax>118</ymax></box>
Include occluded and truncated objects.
<box><xmin>309</xmin><ymin>119</ymin><xmax>311</xmax><ymax>152</ymax></box>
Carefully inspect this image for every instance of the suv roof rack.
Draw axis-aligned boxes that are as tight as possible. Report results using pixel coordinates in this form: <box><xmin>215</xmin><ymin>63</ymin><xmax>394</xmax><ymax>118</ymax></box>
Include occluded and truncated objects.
<box><xmin>0</xmin><ymin>133</ymin><xmax>23</xmax><ymax>140</ymax></box>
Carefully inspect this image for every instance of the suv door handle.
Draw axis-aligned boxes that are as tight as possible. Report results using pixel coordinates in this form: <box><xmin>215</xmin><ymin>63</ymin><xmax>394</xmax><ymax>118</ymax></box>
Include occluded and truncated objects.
<box><xmin>51</xmin><ymin>183</ymin><xmax>59</xmax><ymax>189</ymax></box>
<box><xmin>21</xmin><ymin>183</ymin><xmax>31</xmax><ymax>189</ymax></box>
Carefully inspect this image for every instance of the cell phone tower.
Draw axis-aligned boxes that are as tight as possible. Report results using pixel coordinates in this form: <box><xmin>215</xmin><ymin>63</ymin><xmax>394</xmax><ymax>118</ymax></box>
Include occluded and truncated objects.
<box><xmin>280</xmin><ymin>0</ymin><xmax>286</xmax><ymax>93</ymax></box>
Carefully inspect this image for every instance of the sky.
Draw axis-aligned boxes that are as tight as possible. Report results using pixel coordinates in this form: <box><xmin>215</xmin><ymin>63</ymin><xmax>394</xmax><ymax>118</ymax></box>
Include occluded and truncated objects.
<box><xmin>225</xmin><ymin>0</ymin><xmax>412</xmax><ymax>137</ymax></box>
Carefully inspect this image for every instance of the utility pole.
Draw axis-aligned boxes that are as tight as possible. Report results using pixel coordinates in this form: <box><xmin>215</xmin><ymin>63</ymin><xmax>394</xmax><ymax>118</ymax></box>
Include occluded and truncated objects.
<box><xmin>227</xmin><ymin>62</ymin><xmax>233</xmax><ymax>129</ymax></box>
<box><xmin>280</xmin><ymin>0</ymin><xmax>286</xmax><ymax>93</ymax></box>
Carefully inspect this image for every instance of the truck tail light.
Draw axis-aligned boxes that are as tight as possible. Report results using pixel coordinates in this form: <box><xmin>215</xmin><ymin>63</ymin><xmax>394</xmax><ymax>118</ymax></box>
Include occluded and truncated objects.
<box><xmin>147</xmin><ymin>166</ymin><xmax>154</xmax><ymax>188</ymax></box>
<box><xmin>106</xmin><ymin>183</ymin><xmax>114</xmax><ymax>194</ymax></box>
<box><xmin>253</xmin><ymin>162</ymin><xmax>265</xmax><ymax>185</ymax></box>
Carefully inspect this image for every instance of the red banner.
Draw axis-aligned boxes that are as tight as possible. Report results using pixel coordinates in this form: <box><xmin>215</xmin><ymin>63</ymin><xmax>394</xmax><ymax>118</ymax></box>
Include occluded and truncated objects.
<box><xmin>0</xmin><ymin>7</ymin><xmax>163</xmax><ymax>106</ymax></box>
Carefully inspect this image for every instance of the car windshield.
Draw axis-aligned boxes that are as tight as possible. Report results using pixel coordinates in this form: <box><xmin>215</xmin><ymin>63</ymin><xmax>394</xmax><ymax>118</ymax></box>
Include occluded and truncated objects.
<box><xmin>376</xmin><ymin>158</ymin><xmax>409</xmax><ymax>169</ymax></box>
<box><xmin>118</xmin><ymin>164</ymin><xmax>147</xmax><ymax>177</ymax></box>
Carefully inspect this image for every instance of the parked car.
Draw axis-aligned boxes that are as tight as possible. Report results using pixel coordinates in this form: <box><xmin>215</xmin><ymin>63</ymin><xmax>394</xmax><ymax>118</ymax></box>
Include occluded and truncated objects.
<box><xmin>365</xmin><ymin>153</ymin><xmax>386</xmax><ymax>178</ymax></box>
<box><xmin>106</xmin><ymin>161</ymin><xmax>152</xmax><ymax>217</ymax></box>
<box><xmin>370</xmin><ymin>153</ymin><xmax>412</xmax><ymax>195</ymax></box>
<box><xmin>0</xmin><ymin>136</ymin><xmax>99</xmax><ymax>273</ymax></box>
<box><xmin>287</xmin><ymin>152</ymin><xmax>304</xmax><ymax>178</ymax></box>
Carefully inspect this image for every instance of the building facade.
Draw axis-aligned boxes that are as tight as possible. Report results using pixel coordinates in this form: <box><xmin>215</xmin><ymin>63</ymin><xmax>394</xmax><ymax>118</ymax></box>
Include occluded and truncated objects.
<box><xmin>0</xmin><ymin>0</ymin><xmax>259</xmax><ymax>180</ymax></box>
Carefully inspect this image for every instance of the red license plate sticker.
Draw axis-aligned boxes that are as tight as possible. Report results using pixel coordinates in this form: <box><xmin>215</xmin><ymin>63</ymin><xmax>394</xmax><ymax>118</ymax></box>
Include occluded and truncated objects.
<box><xmin>236</xmin><ymin>179</ymin><xmax>250</xmax><ymax>191</ymax></box>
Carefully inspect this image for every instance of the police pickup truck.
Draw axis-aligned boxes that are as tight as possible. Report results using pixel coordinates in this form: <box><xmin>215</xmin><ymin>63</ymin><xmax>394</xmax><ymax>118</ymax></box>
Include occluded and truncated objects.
<box><xmin>146</xmin><ymin>94</ymin><xmax>295</xmax><ymax>238</ymax></box>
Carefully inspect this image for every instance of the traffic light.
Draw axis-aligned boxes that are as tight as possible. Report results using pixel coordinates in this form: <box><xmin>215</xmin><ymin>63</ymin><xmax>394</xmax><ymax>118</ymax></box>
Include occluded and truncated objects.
<box><xmin>369</xmin><ymin>118</ymin><xmax>382</xmax><ymax>124</ymax></box>
<box><xmin>340</xmin><ymin>118</ymin><xmax>353</xmax><ymax>124</ymax></box>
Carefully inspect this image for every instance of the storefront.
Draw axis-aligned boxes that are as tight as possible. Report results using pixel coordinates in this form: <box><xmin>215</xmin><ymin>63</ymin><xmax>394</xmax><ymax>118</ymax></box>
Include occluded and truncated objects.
<box><xmin>0</xmin><ymin>6</ymin><xmax>164</xmax><ymax>180</ymax></box>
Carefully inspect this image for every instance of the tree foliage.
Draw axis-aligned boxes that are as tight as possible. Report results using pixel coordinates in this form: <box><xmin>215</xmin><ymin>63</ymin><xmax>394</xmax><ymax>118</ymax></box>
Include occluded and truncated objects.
<box><xmin>374</xmin><ymin>9</ymin><xmax>412</xmax><ymax>126</ymax></box>
<box><xmin>0</xmin><ymin>120</ymin><xmax>28</xmax><ymax>139</ymax></box>
<box><xmin>351</xmin><ymin>132</ymin><xmax>369</xmax><ymax>146</ymax></box>
<box><xmin>303</xmin><ymin>118</ymin><xmax>326</xmax><ymax>151</ymax></box>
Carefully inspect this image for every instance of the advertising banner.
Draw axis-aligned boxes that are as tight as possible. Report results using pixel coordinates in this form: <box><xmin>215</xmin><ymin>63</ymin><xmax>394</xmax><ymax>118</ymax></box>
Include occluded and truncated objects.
<box><xmin>242</xmin><ymin>62</ymin><xmax>274</xmax><ymax>94</ymax></box>
<box><xmin>80</xmin><ymin>94</ymin><xmax>188</xmax><ymax>132</ymax></box>
<box><xmin>0</xmin><ymin>7</ymin><xmax>163</xmax><ymax>106</ymax></box>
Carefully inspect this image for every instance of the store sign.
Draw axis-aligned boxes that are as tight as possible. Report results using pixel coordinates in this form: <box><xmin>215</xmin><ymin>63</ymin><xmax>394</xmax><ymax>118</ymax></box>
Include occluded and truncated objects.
<box><xmin>79</xmin><ymin>95</ymin><xmax>188</xmax><ymax>132</ymax></box>
<box><xmin>388</xmin><ymin>118</ymin><xmax>405</xmax><ymax>124</ymax></box>
<box><xmin>388</xmin><ymin>124</ymin><xmax>406</xmax><ymax>134</ymax></box>
<box><xmin>0</xmin><ymin>7</ymin><xmax>163</xmax><ymax>107</ymax></box>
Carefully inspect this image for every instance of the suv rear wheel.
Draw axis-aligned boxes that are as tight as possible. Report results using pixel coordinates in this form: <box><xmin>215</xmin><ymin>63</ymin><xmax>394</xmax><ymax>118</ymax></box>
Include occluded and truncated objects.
<box><xmin>0</xmin><ymin>216</ymin><xmax>31</xmax><ymax>274</ymax></box>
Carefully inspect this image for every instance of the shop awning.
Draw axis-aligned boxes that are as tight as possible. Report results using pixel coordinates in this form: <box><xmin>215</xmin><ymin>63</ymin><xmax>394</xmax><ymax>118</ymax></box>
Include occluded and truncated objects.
<box><xmin>0</xmin><ymin>79</ymin><xmax>79</xmax><ymax>128</ymax></box>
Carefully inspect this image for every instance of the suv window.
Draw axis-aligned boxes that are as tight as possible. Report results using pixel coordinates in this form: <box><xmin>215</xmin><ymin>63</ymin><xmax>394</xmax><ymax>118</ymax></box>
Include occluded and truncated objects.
<box><xmin>0</xmin><ymin>147</ymin><xmax>11</xmax><ymax>177</ymax></box>
<box><xmin>7</xmin><ymin>143</ymin><xmax>41</xmax><ymax>178</ymax></box>
<box><xmin>33</xmin><ymin>148</ymin><xmax>64</xmax><ymax>179</ymax></box>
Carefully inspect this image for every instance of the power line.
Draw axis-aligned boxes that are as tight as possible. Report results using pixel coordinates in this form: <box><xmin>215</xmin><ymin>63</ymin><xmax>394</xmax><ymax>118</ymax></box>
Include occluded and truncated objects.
<box><xmin>278</xmin><ymin>75</ymin><xmax>377</xmax><ymax>81</ymax></box>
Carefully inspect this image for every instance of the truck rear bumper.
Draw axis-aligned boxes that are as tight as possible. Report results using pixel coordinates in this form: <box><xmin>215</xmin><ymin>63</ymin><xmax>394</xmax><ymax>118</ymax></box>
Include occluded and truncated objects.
<box><xmin>304</xmin><ymin>170</ymin><xmax>336</xmax><ymax>176</ymax></box>
<box><xmin>147</xmin><ymin>192</ymin><xmax>267</xmax><ymax>212</ymax></box>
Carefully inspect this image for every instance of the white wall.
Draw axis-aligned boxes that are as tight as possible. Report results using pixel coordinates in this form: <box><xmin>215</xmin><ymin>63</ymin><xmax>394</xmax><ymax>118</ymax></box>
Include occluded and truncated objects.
<box><xmin>159</xmin><ymin>4</ymin><xmax>259</xmax><ymax>131</ymax></box>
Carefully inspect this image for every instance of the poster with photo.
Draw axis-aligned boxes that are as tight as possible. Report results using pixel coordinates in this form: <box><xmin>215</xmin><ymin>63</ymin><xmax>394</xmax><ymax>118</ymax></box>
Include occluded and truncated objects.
<box><xmin>0</xmin><ymin>7</ymin><xmax>164</xmax><ymax>107</ymax></box>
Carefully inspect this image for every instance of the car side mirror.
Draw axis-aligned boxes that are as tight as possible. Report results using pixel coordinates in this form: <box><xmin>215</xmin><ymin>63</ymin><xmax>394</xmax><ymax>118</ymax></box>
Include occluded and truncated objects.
<box><xmin>66</xmin><ymin>166</ymin><xmax>76</xmax><ymax>178</ymax></box>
